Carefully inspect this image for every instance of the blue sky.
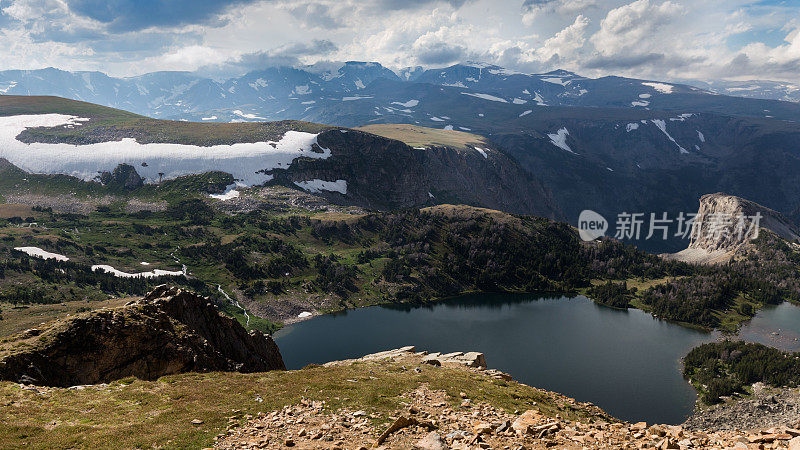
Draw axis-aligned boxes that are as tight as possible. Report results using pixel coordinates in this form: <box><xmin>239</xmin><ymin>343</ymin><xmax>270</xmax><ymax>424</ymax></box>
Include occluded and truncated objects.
<box><xmin>0</xmin><ymin>0</ymin><xmax>799</xmax><ymax>82</ymax></box>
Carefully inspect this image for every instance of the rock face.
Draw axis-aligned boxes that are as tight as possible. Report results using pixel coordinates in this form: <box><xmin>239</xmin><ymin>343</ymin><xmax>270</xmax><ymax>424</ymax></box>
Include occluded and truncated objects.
<box><xmin>0</xmin><ymin>285</ymin><xmax>285</xmax><ymax>387</ymax></box>
<box><xmin>271</xmin><ymin>129</ymin><xmax>562</xmax><ymax>220</ymax></box>
<box><xmin>670</xmin><ymin>192</ymin><xmax>800</xmax><ymax>264</ymax></box>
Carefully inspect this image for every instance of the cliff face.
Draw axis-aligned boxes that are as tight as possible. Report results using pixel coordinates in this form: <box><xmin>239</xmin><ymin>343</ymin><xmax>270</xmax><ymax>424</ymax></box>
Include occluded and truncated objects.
<box><xmin>272</xmin><ymin>129</ymin><xmax>562</xmax><ymax>220</ymax></box>
<box><xmin>670</xmin><ymin>193</ymin><xmax>800</xmax><ymax>264</ymax></box>
<box><xmin>0</xmin><ymin>285</ymin><xmax>285</xmax><ymax>387</ymax></box>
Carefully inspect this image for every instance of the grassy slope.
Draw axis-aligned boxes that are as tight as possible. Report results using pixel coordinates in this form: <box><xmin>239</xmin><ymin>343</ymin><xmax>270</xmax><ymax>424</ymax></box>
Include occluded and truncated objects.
<box><xmin>357</xmin><ymin>123</ymin><xmax>487</xmax><ymax>149</ymax></box>
<box><xmin>0</xmin><ymin>360</ymin><xmax>609</xmax><ymax>449</ymax></box>
<box><xmin>0</xmin><ymin>298</ymin><xmax>132</xmax><ymax>338</ymax></box>
<box><xmin>0</xmin><ymin>95</ymin><xmax>332</xmax><ymax>146</ymax></box>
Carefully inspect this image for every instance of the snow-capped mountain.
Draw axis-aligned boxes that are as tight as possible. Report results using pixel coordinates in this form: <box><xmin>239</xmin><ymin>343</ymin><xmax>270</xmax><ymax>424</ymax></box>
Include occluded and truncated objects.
<box><xmin>4</xmin><ymin>62</ymin><xmax>799</xmax><ymax>125</ymax></box>
<box><xmin>686</xmin><ymin>79</ymin><xmax>800</xmax><ymax>103</ymax></box>
<box><xmin>5</xmin><ymin>62</ymin><xmax>800</xmax><ymax>251</ymax></box>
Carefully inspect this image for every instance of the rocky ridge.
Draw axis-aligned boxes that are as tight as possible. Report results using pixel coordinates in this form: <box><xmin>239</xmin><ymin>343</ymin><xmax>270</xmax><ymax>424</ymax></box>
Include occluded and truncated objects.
<box><xmin>0</xmin><ymin>285</ymin><xmax>285</xmax><ymax>386</ymax></box>
<box><xmin>215</xmin><ymin>347</ymin><xmax>800</xmax><ymax>449</ymax></box>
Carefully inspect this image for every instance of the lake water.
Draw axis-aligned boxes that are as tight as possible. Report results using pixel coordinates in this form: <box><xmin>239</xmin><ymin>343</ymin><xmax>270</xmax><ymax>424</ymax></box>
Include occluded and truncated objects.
<box><xmin>738</xmin><ymin>301</ymin><xmax>800</xmax><ymax>352</ymax></box>
<box><xmin>274</xmin><ymin>294</ymin><xmax>717</xmax><ymax>424</ymax></box>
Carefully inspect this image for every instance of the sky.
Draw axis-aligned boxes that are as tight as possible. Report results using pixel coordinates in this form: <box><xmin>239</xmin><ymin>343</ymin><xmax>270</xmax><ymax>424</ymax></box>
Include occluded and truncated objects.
<box><xmin>1</xmin><ymin>0</ymin><xmax>800</xmax><ymax>83</ymax></box>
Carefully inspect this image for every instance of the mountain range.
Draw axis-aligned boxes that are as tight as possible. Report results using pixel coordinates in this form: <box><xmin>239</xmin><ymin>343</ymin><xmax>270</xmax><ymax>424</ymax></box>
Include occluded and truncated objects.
<box><xmin>3</xmin><ymin>62</ymin><xmax>800</xmax><ymax>251</ymax></box>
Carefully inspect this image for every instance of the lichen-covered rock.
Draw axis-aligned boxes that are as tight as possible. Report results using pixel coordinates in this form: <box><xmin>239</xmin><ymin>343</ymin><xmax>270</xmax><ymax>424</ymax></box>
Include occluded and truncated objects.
<box><xmin>0</xmin><ymin>285</ymin><xmax>285</xmax><ymax>386</ymax></box>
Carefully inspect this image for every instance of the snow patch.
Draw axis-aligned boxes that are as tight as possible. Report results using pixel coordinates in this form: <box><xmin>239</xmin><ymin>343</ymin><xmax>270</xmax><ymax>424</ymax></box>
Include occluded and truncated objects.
<box><xmin>294</xmin><ymin>179</ymin><xmax>347</xmax><ymax>194</ymax></box>
<box><xmin>209</xmin><ymin>185</ymin><xmax>241</xmax><ymax>201</ymax></box>
<box><xmin>542</xmin><ymin>77</ymin><xmax>568</xmax><ymax>86</ymax></box>
<box><xmin>461</xmin><ymin>92</ymin><xmax>508</xmax><ymax>103</ymax></box>
<box><xmin>342</xmin><ymin>96</ymin><xmax>373</xmax><ymax>101</ymax></box>
<box><xmin>0</xmin><ymin>81</ymin><xmax>17</xmax><ymax>93</ymax></box>
<box><xmin>201</xmin><ymin>116</ymin><xmax>217</xmax><ymax>121</ymax></box>
<box><xmin>626</xmin><ymin>123</ymin><xmax>640</xmax><ymax>132</ymax></box>
<box><xmin>642</xmin><ymin>82</ymin><xmax>674</xmax><ymax>94</ymax></box>
<box><xmin>512</xmin><ymin>98</ymin><xmax>528</xmax><ymax>104</ymax></box>
<box><xmin>443</xmin><ymin>125</ymin><xmax>453</xmax><ymax>131</ymax></box>
<box><xmin>547</xmin><ymin>128</ymin><xmax>575</xmax><ymax>154</ymax></box>
<box><xmin>392</xmin><ymin>99</ymin><xmax>419</xmax><ymax>108</ymax></box>
<box><xmin>14</xmin><ymin>246</ymin><xmax>69</xmax><ymax>261</ymax></box>
<box><xmin>631</xmin><ymin>100</ymin><xmax>650</xmax><ymax>107</ymax></box>
<box><xmin>298</xmin><ymin>311</ymin><xmax>313</xmax><ymax>318</ymax></box>
<box><xmin>697</xmin><ymin>130</ymin><xmax>705</xmax><ymax>142</ymax></box>
<box><xmin>639</xmin><ymin>93</ymin><xmax>651</xmax><ymax>99</ymax></box>
<box><xmin>0</xmin><ymin>114</ymin><xmax>333</xmax><ymax>186</ymax></box>
<box><xmin>651</xmin><ymin>119</ymin><xmax>688</xmax><ymax>154</ymax></box>
<box><xmin>92</xmin><ymin>264</ymin><xmax>185</xmax><ymax>279</ymax></box>
<box><xmin>233</xmin><ymin>110</ymin><xmax>266</xmax><ymax>120</ymax></box>
<box><xmin>519</xmin><ymin>110</ymin><xmax>532</xmax><ymax>117</ymax></box>
<box><xmin>474</xmin><ymin>147</ymin><xmax>488</xmax><ymax>159</ymax></box>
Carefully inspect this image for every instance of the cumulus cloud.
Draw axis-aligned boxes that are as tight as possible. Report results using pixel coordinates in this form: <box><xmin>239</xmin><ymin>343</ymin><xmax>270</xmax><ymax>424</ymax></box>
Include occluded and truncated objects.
<box><xmin>284</xmin><ymin>2</ymin><xmax>346</xmax><ymax>29</ymax></box>
<box><xmin>535</xmin><ymin>14</ymin><xmax>590</xmax><ymax>62</ymax></box>
<box><xmin>589</xmin><ymin>0</ymin><xmax>683</xmax><ymax>56</ymax></box>
<box><xmin>522</xmin><ymin>0</ymin><xmax>597</xmax><ymax>26</ymax></box>
<box><xmin>727</xmin><ymin>27</ymin><xmax>800</xmax><ymax>79</ymax></box>
<box><xmin>2</xmin><ymin>0</ymin><xmax>800</xmax><ymax>84</ymax></box>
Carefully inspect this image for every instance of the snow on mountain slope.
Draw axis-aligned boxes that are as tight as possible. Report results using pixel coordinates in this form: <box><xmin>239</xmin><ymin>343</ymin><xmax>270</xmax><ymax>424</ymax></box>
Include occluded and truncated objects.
<box><xmin>0</xmin><ymin>114</ymin><xmax>331</xmax><ymax>185</ymax></box>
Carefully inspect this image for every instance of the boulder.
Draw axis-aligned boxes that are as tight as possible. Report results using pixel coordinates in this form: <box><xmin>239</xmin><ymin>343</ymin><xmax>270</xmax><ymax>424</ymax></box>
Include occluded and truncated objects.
<box><xmin>512</xmin><ymin>410</ymin><xmax>542</xmax><ymax>435</ymax></box>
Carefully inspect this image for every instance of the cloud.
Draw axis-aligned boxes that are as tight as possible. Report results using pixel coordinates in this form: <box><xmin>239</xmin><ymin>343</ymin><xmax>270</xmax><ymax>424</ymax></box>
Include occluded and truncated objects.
<box><xmin>413</xmin><ymin>40</ymin><xmax>469</xmax><ymax>64</ymax></box>
<box><xmin>284</xmin><ymin>2</ymin><xmax>346</xmax><ymax>29</ymax></box>
<box><xmin>590</xmin><ymin>0</ymin><xmax>683</xmax><ymax>56</ymax></box>
<box><xmin>522</xmin><ymin>0</ymin><xmax>597</xmax><ymax>26</ymax></box>
<box><xmin>196</xmin><ymin>39</ymin><xmax>339</xmax><ymax>77</ymax></box>
<box><xmin>375</xmin><ymin>0</ymin><xmax>471</xmax><ymax>11</ymax></box>
<box><xmin>583</xmin><ymin>52</ymin><xmax>665</xmax><ymax>70</ymax></box>
<box><xmin>64</xmin><ymin>0</ymin><xmax>258</xmax><ymax>32</ymax></box>
<box><xmin>535</xmin><ymin>14</ymin><xmax>590</xmax><ymax>62</ymax></box>
<box><xmin>3</xmin><ymin>0</ymin><xmax>800</xmax><ymax>85</ymax></box>
<box><xmin>726</xmin><ymin>27</ymin><xmax>800</xmax><ymax>78</ymax></box>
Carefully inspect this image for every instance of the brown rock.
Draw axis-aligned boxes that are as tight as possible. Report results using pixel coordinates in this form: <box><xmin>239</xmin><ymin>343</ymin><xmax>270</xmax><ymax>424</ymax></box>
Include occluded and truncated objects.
<box><xmin>512</xmin><ymin>410</ymin><xmax>542</xmax><ymax>434</ymax></box>
<box><xmin>789</xmin><ymin>436</ymin><xmax>800</xmax><ymax>450</ymax></box>
<box><xmin>414</xmin><ymin>431</ymin><xmax>445</xmax><ymax>450</ymax></box>
<box><xmin>473</xmin><ymin>422</ymin><xmax>493</xmax><ymax>435</ymax></box>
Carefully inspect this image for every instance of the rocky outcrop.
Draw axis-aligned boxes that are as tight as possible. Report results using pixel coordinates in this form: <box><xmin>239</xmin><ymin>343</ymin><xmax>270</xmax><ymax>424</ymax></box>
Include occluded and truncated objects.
<box><xmin>0</xmin><ymin>285</ymin><xmax>285</xmax><ymax>387</ymax></box>
<box><xmin>98</xmin><ymin>163</ymin><xmax>144</xmax><ymax>190</ymax></box>
<box><xmin>669</xmin><ymin>193</ymin><xmax>800</xmax><ymax>264</ymax></box>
